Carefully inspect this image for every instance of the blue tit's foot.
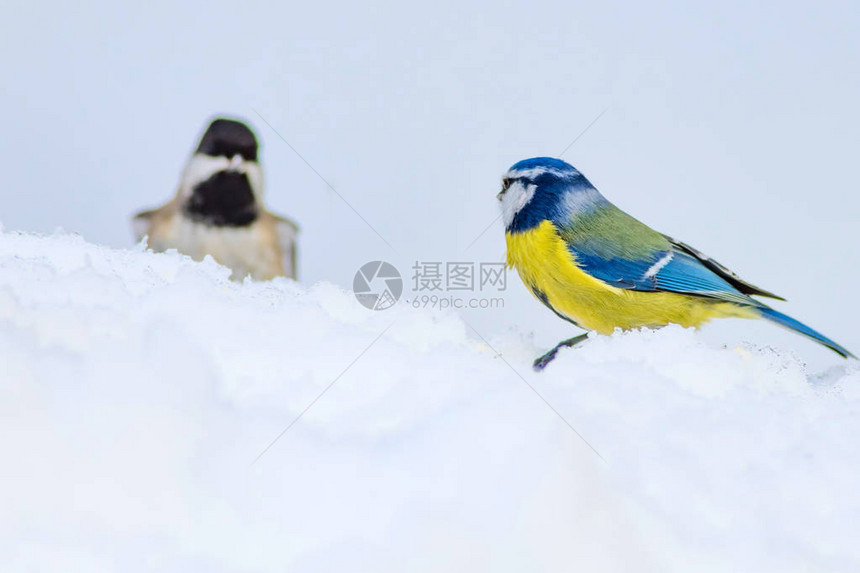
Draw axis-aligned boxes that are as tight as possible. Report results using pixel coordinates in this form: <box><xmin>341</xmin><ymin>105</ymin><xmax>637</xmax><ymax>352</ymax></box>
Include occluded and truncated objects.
<box><xmin>532</xmin><ymin>334</ymin><xmax>589</xmax><ymax>372</ymax></box>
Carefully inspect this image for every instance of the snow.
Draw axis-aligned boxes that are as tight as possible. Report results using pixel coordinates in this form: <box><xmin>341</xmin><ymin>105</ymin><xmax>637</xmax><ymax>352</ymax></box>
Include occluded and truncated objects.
<box><xmin>1</xmin><ymin>230</ymin><xmax>858</xmax><ymax>573</ymax></box>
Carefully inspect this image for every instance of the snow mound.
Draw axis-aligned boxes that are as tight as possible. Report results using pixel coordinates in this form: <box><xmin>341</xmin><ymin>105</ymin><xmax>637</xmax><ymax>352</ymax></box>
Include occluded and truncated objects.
<box><xmin>1</xmin><ymin>230</ymin><xmax>858</xmax><ymax>573</ymax></box>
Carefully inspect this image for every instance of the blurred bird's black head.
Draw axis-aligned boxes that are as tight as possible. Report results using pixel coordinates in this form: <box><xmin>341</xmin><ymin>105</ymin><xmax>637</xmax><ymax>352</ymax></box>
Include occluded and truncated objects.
<box><xmin>196</xmin><ymin>118</ymin><xmax>258</xmax><ymax>161</ymax></box>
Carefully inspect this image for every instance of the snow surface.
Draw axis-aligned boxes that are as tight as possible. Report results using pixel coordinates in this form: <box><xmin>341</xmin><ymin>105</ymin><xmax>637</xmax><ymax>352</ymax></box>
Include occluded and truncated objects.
<box><xmin>1</xmin><ymin>230</ymin><xmax>858</xmax><ymax>573</ymax></box>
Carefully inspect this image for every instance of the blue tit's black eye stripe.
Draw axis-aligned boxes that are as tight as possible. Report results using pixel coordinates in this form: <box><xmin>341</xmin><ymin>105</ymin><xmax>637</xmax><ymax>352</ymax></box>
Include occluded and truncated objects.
<box><xmin>501</xmin><ymin>176</ymin><xmax>527</xmax><ymax>193</ymax></box>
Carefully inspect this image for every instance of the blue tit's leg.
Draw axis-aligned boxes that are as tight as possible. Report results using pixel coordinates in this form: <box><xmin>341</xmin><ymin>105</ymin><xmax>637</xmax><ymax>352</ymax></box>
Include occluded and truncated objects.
<box><xmin>533</xmin><ymin>334</ymin><xmax>589</xmax><ymax>371</ymax></box>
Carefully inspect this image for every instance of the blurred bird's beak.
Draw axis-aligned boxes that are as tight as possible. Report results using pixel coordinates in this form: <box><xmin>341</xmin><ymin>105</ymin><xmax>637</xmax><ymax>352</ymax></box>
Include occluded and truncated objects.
<box><xmin>228</xmin><ymin>154</ymin><xmax>244</xmax><ymax>171</ymax></box>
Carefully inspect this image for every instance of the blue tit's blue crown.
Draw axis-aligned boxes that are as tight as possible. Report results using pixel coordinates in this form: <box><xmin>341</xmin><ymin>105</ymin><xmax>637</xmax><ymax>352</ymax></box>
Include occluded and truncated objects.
<box><xmin>504</xmin><ymin>158</ymin><xmax>608</xmax><ymax>233</ymax></box>
<box><xmin>508</xmin><ymin>157</ymin><xmax>580</xmax><ymax>174</ymax></box>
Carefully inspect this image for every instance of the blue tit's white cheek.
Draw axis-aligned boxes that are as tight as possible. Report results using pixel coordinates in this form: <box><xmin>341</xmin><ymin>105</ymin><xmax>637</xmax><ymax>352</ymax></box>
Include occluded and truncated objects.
<box><xmin>499</xmin><ymin>181</ymin><xmax>536</xmax><ymax>229</ymax></box>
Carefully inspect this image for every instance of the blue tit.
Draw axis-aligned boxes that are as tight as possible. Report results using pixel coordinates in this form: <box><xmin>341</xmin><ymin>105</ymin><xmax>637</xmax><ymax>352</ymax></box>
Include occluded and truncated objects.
<box><xmin>498</xmin><ymin>157</ymin><xmax>854</xmax><ymax>370</ymax></box>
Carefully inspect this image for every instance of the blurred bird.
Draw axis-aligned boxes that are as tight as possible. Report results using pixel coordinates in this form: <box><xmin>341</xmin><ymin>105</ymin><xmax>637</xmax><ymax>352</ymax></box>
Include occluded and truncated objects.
<box><xmin>499</xmin><ymin>157</ymin><xmax>854</xmax><ymax>370</ymax></box>
<box><xmin>133</xmin><ymin>117</ymin><xmax>298</xmax><ymax>281</ymax></box>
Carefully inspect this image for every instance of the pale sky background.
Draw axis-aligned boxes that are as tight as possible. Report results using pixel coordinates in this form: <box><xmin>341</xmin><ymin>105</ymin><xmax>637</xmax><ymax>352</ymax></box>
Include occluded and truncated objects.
<box><xmin>1</xmin><ymin>0</ymin><xmax>857</xmax><ymax>369</ymax></box>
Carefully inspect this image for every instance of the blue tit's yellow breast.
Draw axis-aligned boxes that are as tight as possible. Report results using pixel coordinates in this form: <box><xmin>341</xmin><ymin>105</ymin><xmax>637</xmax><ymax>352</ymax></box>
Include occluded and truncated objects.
<box><xmin>505</xmin><ymin>220</ymin><xmax>754</xmax><ymax>333</ymax></box>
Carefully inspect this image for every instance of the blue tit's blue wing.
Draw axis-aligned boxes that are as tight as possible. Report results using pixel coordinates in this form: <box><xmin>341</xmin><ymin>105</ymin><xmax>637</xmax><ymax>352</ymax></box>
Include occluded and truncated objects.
<box><xmin>663</xmin><ymin>236</ymin><xmax>784</xmax><ymax>300</ymax></box>
<box><xmin>556</xmin><ymin>203</ymin><xmax>775</xmax><ymax>307</ymax></box>
<box><xmin>573</xmin><ymin>248</ymin><xmax>762</xmax><ymax>306</ymax></box>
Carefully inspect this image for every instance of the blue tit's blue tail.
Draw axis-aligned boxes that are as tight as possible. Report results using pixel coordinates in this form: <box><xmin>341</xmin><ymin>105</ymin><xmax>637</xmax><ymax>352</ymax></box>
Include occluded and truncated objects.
<box><xmin>758</xmin><ymin>307</ymin><xmax>855</xmax><ymax>359</ymax></box>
